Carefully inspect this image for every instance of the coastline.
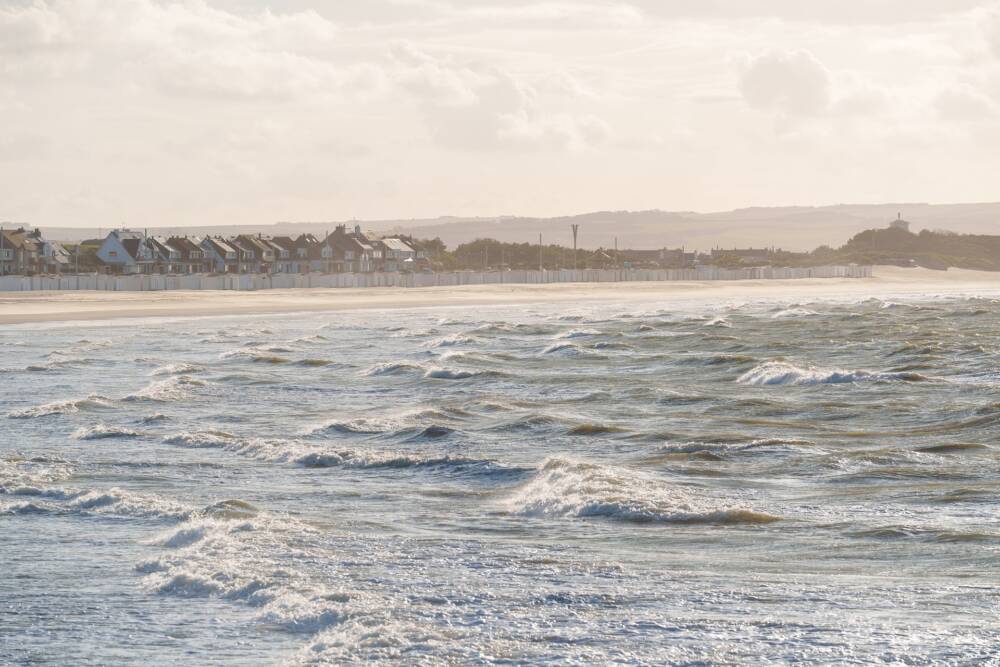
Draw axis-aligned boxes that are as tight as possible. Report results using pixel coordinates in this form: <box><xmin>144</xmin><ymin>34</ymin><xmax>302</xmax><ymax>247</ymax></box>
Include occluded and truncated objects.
<box><xmin>1</xmin><ymin>266</ymin><xmax>999</xmax><ymax>326</ymax></box>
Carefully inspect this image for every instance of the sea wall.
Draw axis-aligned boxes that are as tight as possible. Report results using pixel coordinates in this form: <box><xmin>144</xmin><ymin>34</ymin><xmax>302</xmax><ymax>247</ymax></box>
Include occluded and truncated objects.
<box><xmin>0</xmin><ymin>265</ymin><xmax>872</xmax><ymax>292</ymax></box>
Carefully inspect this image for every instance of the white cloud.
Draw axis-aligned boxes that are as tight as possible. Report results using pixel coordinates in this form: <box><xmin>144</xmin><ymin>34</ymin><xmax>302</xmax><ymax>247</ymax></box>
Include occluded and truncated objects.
<box><xmin>988</xmin><ymin>11</ymin><xmax>1000</xmax><ymax>59</ymax></box>
<box><xmin>739</xmin><ymin>50</ymin><xmax>830</xmax><ymax>116</ymax></box>
<box><xmin>393</xmin><ymin>44</ymin><xmax>610</xmax><ymax>151</ymax></box>
<box><xmin>934</xmin><ymin>85</ymin><xmax>997</xmax><ymax>120</ymax></box>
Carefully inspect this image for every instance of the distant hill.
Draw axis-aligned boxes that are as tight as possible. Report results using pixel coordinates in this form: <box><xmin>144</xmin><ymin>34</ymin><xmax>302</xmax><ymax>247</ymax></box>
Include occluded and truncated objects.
<box><xmin>31</xmin><ymin>202</ymin><xmax>1000</xmax><ymax>251</ymax></box>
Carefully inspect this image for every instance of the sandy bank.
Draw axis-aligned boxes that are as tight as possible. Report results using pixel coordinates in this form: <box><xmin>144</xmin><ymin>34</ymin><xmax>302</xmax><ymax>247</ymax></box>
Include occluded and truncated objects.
<box><xmin>1</xmin><ymin>266</ymin><xmax>998</xmax><ymax>326</ymax></box>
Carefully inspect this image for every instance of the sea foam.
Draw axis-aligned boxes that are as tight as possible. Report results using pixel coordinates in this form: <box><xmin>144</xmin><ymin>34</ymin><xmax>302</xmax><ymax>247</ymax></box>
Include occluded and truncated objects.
<box><xmin>505</xmin><ymin>458</ymin><xmax>778</xmax><ymax>525</ymax></box>
<box><xmin>737</xmin><ymin>361</ymin><xmax>928</xmax><ymax>386</ymax></box>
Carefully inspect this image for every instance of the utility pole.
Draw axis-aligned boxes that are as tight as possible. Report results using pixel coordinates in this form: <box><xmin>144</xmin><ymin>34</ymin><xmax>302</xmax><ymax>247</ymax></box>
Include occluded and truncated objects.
<box><xmin>538</xmin><ymin>233</ymin><xmax>543</xmax><ymax>272</ymax></box>
<box><xmin>614</xmin><ymin>236</ymin><xmax>619</xmax><ymax>269</ymax></box>
<box><xmin>571</xmin><ymin>224</ymin><xmax>579</xmax><ymax>271</ymax></box>
<box><xmin>0</xmin><ymin>223</ymin><xmax>5</xmax><ymax>277</ymax></box>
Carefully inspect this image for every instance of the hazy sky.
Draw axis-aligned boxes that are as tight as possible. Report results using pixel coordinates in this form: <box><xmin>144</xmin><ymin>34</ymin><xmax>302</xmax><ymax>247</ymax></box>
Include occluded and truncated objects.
<box><xmin>3</xmin><ymin>0</ymin><xmax>1000</xmax><ymax>227</ymax></box>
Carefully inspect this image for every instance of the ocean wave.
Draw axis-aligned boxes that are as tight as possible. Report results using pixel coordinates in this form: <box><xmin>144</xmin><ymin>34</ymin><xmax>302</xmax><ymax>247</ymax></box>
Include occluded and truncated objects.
<box><xmin>360</xmin><ymin>361</ymin><xmax>425</xmax><ymax>377</ymax></box>
<box><xmin>425</xmin><ymin>333</ymin><xmax>479</xmax><ymax>348</ymax></box>
<box><xmin>702</xmin><ymin>317</ymin><xmax>732</xmax><ymax>328</ymax></box>
<box><xmin>771</xmin><ymin>307</ymin><xmax>819</xmax><ymax>319</ymax></box>
<box><xmin>2</xmin><ymin>485</ymin><xmax>191</xmax><ymax>519</ymax></box>
<box><xmin>290</xmin><ymin>335</ymin><xmax>328</xmax><ymax>344</ymax></box>
<box><xmin>504</xmin><ymin>458</ymin><xmax>778</xmax><ymax>525</ymax></box>
<box><xmin>162</xmin><ymin>430</ymin><xmax>487</xmax><ymax>471</ymax></box>
<box><xmin>423</xmin><ymin>366</ymin><xmax>492</xmax><ymax>380</ymax></box>
<box><xmin>541</xmin><ymin>342</ymin><xmax>602</xmax><ymax>357</ymax></box>
<box><xmin>72</xmin><ymin>423</ymin><xmax>142</xmax><ymax>440</ymax></box>
<box><xmin>139</xmin><ymin>514</ymin><xmax>346</xmax><ymax>636</ymax></box>
<box><xmin>737</xmin><ymin>361</ymin><xmax>929</xmax><ymax>386</ymax></box>
<box><xmin>554</xmin><ymin>328</ymin><xmax>602</xmax><ymax>339</ymax></box>
<box><xmin>151</xmin><ymin>362</ymin><xmax>205</xmax><ymax>376</ymax></box>
<box><xmin>295</xmin><ymin>358</ymin><xmax>335</xmax><ymax>367</ymax></box>
<box><xmin>220</xmin><ymin>349</ymin><xmax>290</xmax><ymax>364</ymax></box>
<box><xmin>567</xmin><ymin>423</ymin><xmax>629</xmax><ymax>436</ymax></box>
<box><xmin>124</xmin><ymin>376</ymin><xmax>209</xmax><ymax>402</ymax></box>
<box><xmin>8</xmin><ymin>395</ymin><xmax>117</xmax><ymax>419</ymax></box>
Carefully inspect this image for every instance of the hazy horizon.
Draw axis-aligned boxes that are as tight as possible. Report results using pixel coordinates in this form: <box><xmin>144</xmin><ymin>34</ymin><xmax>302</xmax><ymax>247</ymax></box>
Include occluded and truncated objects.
<box><xmin>3</xmin><ymin>0</ymin><xmax>1000</xmax><ymax>227</ymax></box>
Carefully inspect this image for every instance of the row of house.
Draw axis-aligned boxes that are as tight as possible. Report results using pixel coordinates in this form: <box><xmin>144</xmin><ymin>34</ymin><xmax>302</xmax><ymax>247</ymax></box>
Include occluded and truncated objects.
<box><xmin>0</xmin><ymin>227</ymin><xmax>72</xmax><ymax>275</ymax></box>
<box><xmin>95</xmin><ymin>225</ymin><xmax>429</xmax><ymax>275</ymax></box>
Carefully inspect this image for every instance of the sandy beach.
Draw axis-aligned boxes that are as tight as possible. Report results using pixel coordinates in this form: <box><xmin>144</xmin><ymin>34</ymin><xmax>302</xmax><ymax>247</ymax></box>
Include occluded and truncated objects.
<box><xmin>1</xmin><ymin>266</ymin><xmax>999</xmax><ymax>325</ymax></box>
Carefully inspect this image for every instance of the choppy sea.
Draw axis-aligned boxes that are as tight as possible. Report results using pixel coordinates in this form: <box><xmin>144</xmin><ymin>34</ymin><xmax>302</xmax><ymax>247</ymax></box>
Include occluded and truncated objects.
<box><xmin>3</xmin><ymin>292</ymin><xmax>1000</xmax><ymax>664</ymax></box>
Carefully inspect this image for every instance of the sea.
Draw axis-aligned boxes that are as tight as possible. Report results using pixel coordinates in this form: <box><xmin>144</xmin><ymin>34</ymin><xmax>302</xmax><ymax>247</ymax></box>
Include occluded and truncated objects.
<box><xmin>2</xmin><ymin>292</ymin><xmax>999</xmax><ymax>665</ymax></box>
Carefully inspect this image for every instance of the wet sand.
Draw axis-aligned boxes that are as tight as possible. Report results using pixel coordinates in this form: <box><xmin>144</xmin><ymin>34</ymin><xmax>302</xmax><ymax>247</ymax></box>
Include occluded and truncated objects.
<box><xmin>1</xmin><ymin>266</ymin><xmax>998</xmax><ymax>325</ymax></box>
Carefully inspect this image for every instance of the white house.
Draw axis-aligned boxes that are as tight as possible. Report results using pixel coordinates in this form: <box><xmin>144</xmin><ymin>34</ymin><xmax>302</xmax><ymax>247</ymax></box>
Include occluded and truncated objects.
<box><xmin>96</xmin><ymin>229</ymin><xmax>159</xmax><ymax>274</ymax></box>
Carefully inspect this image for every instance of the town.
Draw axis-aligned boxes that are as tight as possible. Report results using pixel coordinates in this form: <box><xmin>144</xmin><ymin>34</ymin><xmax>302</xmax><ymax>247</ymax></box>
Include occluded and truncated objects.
<box><xmin>0</xmin><ymin>220</ymin><xmax>901</xmax><ymax>278</ymax></box>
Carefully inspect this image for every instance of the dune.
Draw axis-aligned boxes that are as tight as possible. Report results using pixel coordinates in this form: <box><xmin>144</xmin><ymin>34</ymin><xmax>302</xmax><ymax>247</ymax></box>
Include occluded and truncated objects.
<box><xmin>0</xmin><ymin>266</ymin><xmax>998</xmax><ymax>325</ymax></box>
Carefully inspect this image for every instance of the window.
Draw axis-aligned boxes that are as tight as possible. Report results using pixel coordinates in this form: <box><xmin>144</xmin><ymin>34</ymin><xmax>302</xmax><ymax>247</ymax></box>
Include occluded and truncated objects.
<box><xmin>109</xmin><ymin>251</ymin><xmax>117</xmax><ymax>257</ymax></box>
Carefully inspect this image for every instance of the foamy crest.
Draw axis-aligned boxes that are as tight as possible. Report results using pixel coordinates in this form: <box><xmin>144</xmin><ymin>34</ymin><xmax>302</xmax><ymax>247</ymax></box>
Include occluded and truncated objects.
<box><xmin>72</xmin><ymin>423</ymin><xmax>142</xmax><ymax>440</ymax></box>
<box><xmin>423</xmin><ymin>367</ymin><xmax>482</xmax><ymax>380</ymax></box>
<box><xmin>505</xmin><ymin>458</ymin><xmax>778</xmax><ymax>525</ymax></box>
<box><xmin>163</xmin><ymin>431</ymin><xmax>480</xmax><ymax>470</ymax></box>
<box><xmin>360</xmin><ymin>361</ymin><xmax>425</xmax><ymax>377</ymax></box>
<box><xmin>2</xmin><ymin>483</ymin><xmax>191</xmax><ymax>519</ymax></box>
<box><xmin>554</xmin><ymin>328</ymin><xmax>602</xmax><ymax>339</ymax></box>
<box><xmin>772</xmin><ymin>307</ymin><xmax>819</xmax><ymax>319</ymax></box>
<box><xmin>8</xmin><ymin>395</ymin><xmax>117</xmax><ymax>419</ymax></box>
<box><xmin>124</xmin><ymin>376</ymin><xmax>209</xmax><ymax>402</ymax></box>
<box><xmin>139</xmin><ymin>514</ymin><xmax>347</xmax><ymax>634</ymax></box>
<box><xmin>151</xmin><ymin>362</ymin><xmax>204</xmax><ymax>376</ymax></box>
<box><xmin>425</xmin><ymin>333</ymin><xmax>478</xmax><ymax>348</ymax></box>
<box><xmin>219</xmin><ymin>348</ymin><xmax>290</xmax><ymax>364</ymax></box>
<box><xmin>737</xmin><ymin>361</ymin><xmax>927</xmax><ymax>386</ymax></box>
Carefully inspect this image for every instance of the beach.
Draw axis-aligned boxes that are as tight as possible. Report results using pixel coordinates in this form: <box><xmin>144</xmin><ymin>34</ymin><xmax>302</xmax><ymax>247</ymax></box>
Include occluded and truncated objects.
<box><xmin>1</xmin><ymin>266</ymin><xmax>998</xmax><ymax>325</ymax></box>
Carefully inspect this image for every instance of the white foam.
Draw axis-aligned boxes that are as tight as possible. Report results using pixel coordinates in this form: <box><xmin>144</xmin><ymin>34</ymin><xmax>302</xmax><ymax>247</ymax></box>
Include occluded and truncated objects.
<box><xmin>72</xmin><ymin>423</ymin><xmax>142</xmax><ymax>440</ymax></box>
<box><xmin>151</xmin><ymin>362</ymin><xmax>204</xmax><ymax>376</ymax></box>
<box><xmin>771</xmin><ymin>307</ymin><xmax>819</xmax><ymax>319</ymax></box>
<box><xmin>124</xmin><ymin>376</ymin><xmax>208</xmax><ymax>402</ymax></box>
<box><xmin>554</xmin><ymin>328</ymin><xmax>602</xmax><ymax>339</ymax></box>
<box><xmin>8</xmin><ymin>395</ymin><xmax>117</xmax><ymax>419</ymax></box>
<box><xmin>505</xmin><ymin>458</ymin><xmax>778</xmax><ymax>525</ymax></box>
<box><xmin>425</xmin><ymin>333</ymin><xmax>478</xmax><ymax>348</ymax></box>
<box><xmin>162</xmin><ymin>431</ymin><xmax>477</xmax><ymax>469</ymax></box>
<box><xmin>360</xmin><ymin>361</ymin><xmax>425</xmax><ymax>377</ymax></box>
<box><xmin>737</xmin><ymin>361</ymin><xmax>926</xmax><ymax>386</ymax></box>
<box><xmin>423</xmin><ymin>366</ymin><xmax>479</xmax><ymax>380</ymax></box>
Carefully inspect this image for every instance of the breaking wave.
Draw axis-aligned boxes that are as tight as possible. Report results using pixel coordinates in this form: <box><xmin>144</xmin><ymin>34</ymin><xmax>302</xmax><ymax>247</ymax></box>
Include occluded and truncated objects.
<box><xmin>151</xmin><ymin>362</ymin><xmax>205</xmax><ymax>376</ymax></box>
<box><xmin>8</xmin><ymin>395</ymin><xmax>117</xmax><ymax>419</ymax></box>
<box><xmin>124</xmin><ymin>376</ymin><xmax>209</xmax><ymax>402</ymax></box>
<box><xmin>504</xmin><ymin>458</ymin><xmax>778</xmax><ymax>525</ymax></box>
<box><xmin>361</xmin><ymin>361</ymin><xmax>425</xmax><ymax>377</ymax></box>
<box><xmin>737</xmin><ymin>361</ymin><xmax>929</xmax><ymax>386</ymax></box>
<box><xmin>771</xmin><ymin>307</ymin><xmax>819</xmax><ymax>319</ymax></box>
<box><xmin>2</xmin><ymin>485</ymin><xmax>191</xmax><ymax>519</ymax></box>
<box><xmin>163</xmin><ymin>431</ymin><xmax>490</xmax><ymax>471</ymax></box>
<box><xmin>72</xmin><ymin>424</ymin><xmax>142</xmax><ymax>440</ymax></box>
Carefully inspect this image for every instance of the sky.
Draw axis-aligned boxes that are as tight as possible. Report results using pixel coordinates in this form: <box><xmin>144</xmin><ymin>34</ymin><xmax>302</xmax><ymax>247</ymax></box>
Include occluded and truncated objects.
<box><xmin>2</xmin><ymin>0</ymin><xmax>1000</xmax><ymax>227</ymax></box>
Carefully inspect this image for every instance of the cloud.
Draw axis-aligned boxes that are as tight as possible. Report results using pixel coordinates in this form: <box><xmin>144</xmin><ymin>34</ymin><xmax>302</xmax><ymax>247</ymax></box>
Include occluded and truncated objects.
<box><xmin>739</xmin><ymin>50</ymin><xmax>830</xmax><ymax>116</ymax></box>
<box><xmin>392</xmin><ymin>44</ymin><xmax>610</xmax><ymax>151</ymax></box>
<box><xmin>0</xmin><ymin>2</ymin><xmax>66</xmax><ymax>52</ymax></box>
<box><xmin>625</xmin><ymin>0</ymin><xmax>984</xmax><ymax>24</ymax></box>
<box><xmin>988</xmin><ymin>11</ymin><xmax>1000</xmax><ymax>59</ymax></box>
<box><xmin>934</xmin><ymin>85</ymin><xmax>997</xmax><ymax>121</ymax></box>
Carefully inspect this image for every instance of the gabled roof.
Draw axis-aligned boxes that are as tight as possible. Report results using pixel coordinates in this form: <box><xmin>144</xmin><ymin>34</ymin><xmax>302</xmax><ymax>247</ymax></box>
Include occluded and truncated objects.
<box><xmin>270</xmin><ymin>236</ymin><xmax>297</xmax><ymax>252</ymax></box>
<box><xmin>380</xmin><ymin>237</ymin><xmax>415</xmax><ymax>253</ymax></box>
<box><xmin>204</xmin><ymin>237</ymin><xmax>237</xmax><ymax>255</ymax></box>
<box><xmin>166</xmin><ymin>236</ymin><xmax>203</xmax><ymax>254</ymax></box>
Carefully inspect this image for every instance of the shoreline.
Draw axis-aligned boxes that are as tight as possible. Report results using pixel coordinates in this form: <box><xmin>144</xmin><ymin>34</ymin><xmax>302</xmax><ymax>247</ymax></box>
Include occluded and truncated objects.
<box><xmin>2</xmin><ymin>266</ymin><xmax>999</xmax><ymax>326</ymax></box>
